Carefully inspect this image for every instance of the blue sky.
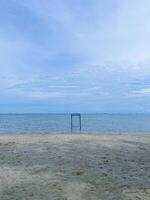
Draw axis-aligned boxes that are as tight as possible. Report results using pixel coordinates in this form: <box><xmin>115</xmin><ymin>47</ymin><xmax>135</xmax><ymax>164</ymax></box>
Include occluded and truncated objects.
<box><xmin>0</xmin><ymin>0</ymin><xmax>150</xmax><ymax>113</ymax></box>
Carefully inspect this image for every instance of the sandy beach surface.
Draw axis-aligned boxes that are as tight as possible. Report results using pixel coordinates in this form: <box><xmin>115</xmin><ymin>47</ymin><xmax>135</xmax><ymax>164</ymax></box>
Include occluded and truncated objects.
<box><xmin>0</xmin><ymin>134</ymin><xmax>150</xmax><ymax>200</ymax></box>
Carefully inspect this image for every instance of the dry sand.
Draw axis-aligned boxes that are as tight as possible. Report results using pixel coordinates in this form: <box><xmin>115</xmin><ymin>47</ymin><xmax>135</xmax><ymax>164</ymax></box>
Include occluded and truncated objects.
<box><xmin>0</xmin><ymin>134</ymin><xmax>150</xmax><ymax>200</ymax></box>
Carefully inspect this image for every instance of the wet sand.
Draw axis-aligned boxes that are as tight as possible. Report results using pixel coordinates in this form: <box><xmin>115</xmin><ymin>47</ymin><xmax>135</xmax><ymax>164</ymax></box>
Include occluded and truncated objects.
<box><xmin>0</xmin><ymin>134</ymin><xmax>150</xmax><ymax>200</ymax></box>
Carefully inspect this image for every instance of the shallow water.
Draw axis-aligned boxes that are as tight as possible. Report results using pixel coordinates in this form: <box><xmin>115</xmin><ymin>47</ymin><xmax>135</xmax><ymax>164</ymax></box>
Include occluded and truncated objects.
<box><xmin>0</xmin><ymin>114</ymin><xmax>150</xmax><ymax>134</ymax></box>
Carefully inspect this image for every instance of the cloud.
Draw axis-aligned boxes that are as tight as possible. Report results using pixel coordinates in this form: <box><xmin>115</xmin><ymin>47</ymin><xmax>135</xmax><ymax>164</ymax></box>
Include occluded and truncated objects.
<box><xmin>4</xmin><ymin>79</ymin><xmax>109</xmax><ymax>100</ymax></box>
<box><xmin>132</xmin><ymin>88</ymin><xmax>150</xmax><ymax>96</ymax></box>
<box><xmin>1</xmin><ymin>0</ymin><xmax>150</xmax><ymax>112</ymax></box>
<box><xmin>14</xmin><ymin>0</ymin><xmax>150</xmax><ymax>66</ymax></box>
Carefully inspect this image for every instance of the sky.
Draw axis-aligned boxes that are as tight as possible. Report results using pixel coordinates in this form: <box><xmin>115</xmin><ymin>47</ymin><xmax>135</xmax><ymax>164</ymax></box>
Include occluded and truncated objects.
<box><xmin>0</xmin><ymin>0</ymin><xmax>150</xmax><ymax>113</ymax></box>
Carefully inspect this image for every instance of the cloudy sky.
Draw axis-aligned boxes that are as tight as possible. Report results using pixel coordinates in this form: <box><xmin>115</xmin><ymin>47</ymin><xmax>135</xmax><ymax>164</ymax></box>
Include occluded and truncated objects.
<box><xmin>0</xmin><ymin>0</ymin><xmax>150</xmax><ymax>113</ymax></box>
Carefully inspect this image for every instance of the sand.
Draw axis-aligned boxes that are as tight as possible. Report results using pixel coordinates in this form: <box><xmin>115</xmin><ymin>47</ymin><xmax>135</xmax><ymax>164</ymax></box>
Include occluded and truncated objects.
<box><xmin>0</xmin><ymin>134</ymin><xmax>150</xmax><ymax>200</ymax></box>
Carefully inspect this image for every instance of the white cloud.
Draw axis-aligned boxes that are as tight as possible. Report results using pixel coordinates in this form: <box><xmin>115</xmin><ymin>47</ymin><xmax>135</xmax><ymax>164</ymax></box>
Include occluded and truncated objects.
<box><xmin>1</xmin><ymin>0</ymin><xmax>150</xmax><ymax>111</ymax></box>
<box><xmin>132</xmin><ymin>88</ymin><xmax>150</xmax><ymax>96</ymax></box>
<box><xmin>16</xmin><ymin>0</ymin><xmax>150</xmax><ymax>65</ymax></box>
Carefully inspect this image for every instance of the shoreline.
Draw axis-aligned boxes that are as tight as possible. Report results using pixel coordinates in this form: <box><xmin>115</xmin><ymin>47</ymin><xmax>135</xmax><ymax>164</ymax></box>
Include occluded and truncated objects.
<box><xmin>0</xmin><ymin>133</ymin><xmax>150</xmax><ymax>143</ymax></box>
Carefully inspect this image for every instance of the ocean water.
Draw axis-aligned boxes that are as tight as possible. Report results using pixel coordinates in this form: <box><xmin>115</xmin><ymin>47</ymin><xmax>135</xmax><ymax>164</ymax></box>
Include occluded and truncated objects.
<box><xmin>0</xmin><ymin>114</ymin><xmax>150</xmax><ymax>134</ymax></box>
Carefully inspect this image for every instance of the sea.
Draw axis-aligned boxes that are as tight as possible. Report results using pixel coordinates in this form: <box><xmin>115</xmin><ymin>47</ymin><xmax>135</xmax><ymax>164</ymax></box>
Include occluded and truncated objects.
<box><xmin>0</xmin><ymin>114</ymin><xmax>150</xmax><ymax>134</ymax></box>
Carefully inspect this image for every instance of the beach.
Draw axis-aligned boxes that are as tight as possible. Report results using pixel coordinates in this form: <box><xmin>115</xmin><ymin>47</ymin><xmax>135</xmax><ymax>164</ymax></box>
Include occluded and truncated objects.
<box><xmin>0</xmin><ymin>134</ymin><xmax>150</xmax><ymax>200</ymax></box>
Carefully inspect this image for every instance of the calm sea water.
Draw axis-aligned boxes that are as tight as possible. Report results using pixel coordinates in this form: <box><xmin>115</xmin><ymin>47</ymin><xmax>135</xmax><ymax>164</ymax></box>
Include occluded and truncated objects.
<box><xmin>0</xmin><ymin>114</ymin><xmax>150</xmax><ymax>134</ymax></box>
